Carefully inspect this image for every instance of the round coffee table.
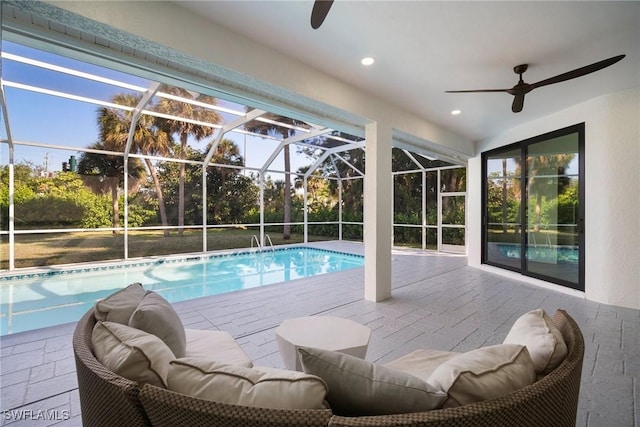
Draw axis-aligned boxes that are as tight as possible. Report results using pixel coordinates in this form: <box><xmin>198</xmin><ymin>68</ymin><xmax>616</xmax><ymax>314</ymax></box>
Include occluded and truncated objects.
<box><xmin>275</xmin><ymin>316</ymin><xmax>372</xmax><ymax>371</ymax></box>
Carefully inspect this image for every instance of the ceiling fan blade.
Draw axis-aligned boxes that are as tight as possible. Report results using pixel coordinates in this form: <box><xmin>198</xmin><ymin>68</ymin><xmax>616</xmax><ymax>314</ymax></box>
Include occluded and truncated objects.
<box><xmin>512</xmin><ymin>93</ymin><xmax>525</xmax><ymax>113</ymax></box>
<box><xmin>531</xmin><ymin>54</ymin><xmax>625</xmax><ymax>90</ymax></box>
<box><xmin>445</xmin><ymin>89</ymin><xmax>511</xmax><ymax>93</ymax></box>
<box><xmin>311</xmin><ymin>0</ymin><xmax>334</xmax><ymax>29</ymax></box>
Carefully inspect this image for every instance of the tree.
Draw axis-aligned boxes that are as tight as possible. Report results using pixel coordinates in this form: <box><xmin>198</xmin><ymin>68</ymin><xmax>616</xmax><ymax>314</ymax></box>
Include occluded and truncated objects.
<box><xmin>512</xmin><ymin>153</ymin><xmax>574</xmax><ymax>232</ymax></box>
<box><xmin>77</xmin><ymin>143</ymin><xmax>145</xmax><ymax>232</ymax></box>
<box><xmin>244</xmin><ymin>110</ymin><xmax>308</xmax><ymax>239</ymax></box>
<box><xmin>526</xmin><ymin>153</ymin><xmax>574</xmax><ymax>231</ymax></box>
<box><xmin>97</xmin><ymin>93</ymin><xmax>173</xmax><ymax>236</ymax></box>
<box><xmin>155</xmin><ymin>87</ymin><xmax>221</xmax><ymax>235</ymax></box>
<box><xmin>294</xmin><ymin>166</ymin><xmax>336</xmax><ymax>214</ymax></box>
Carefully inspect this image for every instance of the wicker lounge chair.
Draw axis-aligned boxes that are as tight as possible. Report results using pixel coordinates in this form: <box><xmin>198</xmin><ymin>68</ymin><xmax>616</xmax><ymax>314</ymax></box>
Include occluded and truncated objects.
<box><xmin>73</xmin><ymin>308</ymin><xmax>584</xmax><ymax>426</ymax></box>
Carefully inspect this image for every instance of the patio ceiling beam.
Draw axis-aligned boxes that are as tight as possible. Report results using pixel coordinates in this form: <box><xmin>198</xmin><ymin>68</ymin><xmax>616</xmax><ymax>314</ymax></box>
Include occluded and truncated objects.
<box><xmin>155</xmin><ymin>91</ymin><xmax>245</xmax><ymax>116</ymax></box>
<box><xmin>254</xmin><ymin>116</ymin><xmax>311</xmax><ymax>134</ymax></box>
<box><xmin>2</xmin><ymin>52</ymin><xmax>148</xmax><ymax>93</ymax></box>
<box><xmin>330</xmin><ymin>155</ymin><xmax>342</xmax><ymax>179</ymax></box>
<box><xmin>402</xmin><ymin>149</ymin><xmax>424</xmax><ymax>170</ymax></box>
<box><xmin>2</xmin><ymin>52</ymin><xmax>247</xmax><ymax>118</ymax></box>
<box><xmin>3</xmin><ymin>81</ymin><xmax>135</xmax><ymax>111</ymax></box>
<box><xmin>204</xmin><ymin>108</ymin><xmax>266</xmax><ymax>165</ymax></box>
<box><xmin>0</xmin><ymin>84</ymin><xmax>14</xmax><ymax>151</ymax></box>
<box><xmin>0</xmin><ymin>78</ymin><xmax>16</xmax><ymax>270</ymax></box>
<box><xmin>333</xmin><ymin>152</ymin><xmax>364</xmax><ymax>176</ymax></box>
<box><xmin>286</xmin><ymin>127</ymin><xmax>333</xmax><ymax>145</ymax></box>
<box><xmin>302</xmin><ymin>139</ymin><xmax>360</xmax><ymax>178</ymax></box>
<box><xmin>304</xmin><ymin>150</ymin><xmax>332</xmax><ymax>179</ymax></box>
<box><xmin>415</xmin><ymin>152</ymin><xmax>437</xmax><ymax>162</ymax></box>
<box><xmin>142</xmin><ymin>109</ymin><xmax>222</xmax><ymax>130</ymax></box>
<box><xmin>258</xmin><ymin>127</ymin><xmax>330</xmax><ymax>174</ymax></box>
<box><xmin>124</xmin><ymin>82</ymin><xmax>161</xmax><ymax>156</ymax></box>
<box><xmin>123</xmin><ymin>81</ymin><xmax>161</xmax><ymax>259</ymax></box>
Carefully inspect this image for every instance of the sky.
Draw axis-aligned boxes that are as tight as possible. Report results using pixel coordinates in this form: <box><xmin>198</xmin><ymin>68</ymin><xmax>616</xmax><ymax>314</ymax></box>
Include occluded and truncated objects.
<box><xmin>0</xmin><ymin>40</ymin><xmax>316</xmax><ymax>178</ymax></box>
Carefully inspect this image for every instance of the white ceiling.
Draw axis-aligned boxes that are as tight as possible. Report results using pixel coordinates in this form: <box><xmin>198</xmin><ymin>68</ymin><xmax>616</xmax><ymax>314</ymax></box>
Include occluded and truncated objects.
<box><xmin>177</xmin><ymin>1</ymin><xmax>639</xmax><ymax>142</ymax></box>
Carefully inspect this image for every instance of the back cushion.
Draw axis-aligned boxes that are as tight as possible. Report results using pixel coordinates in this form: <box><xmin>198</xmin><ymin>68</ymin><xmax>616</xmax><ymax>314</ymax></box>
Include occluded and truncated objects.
<box><xmin>92</xmin><ymin>321</ymin><xmax>174</xmax><ymax>388</ymax></box>
<box><xmin>129</xmin><ymin>291</ymin><xmax>187</xmax><ymax>358</ymax></box>
<box><xmin>94</xmin><ymin>282</ymin><xmax>146</xmax><ymax>324</ymax></box>
<box><xmin>503</xmin><ymin>309</ymin><xmax>568</xmax><ymax>375</ymax></box>
<box><xmin>427</xmin><ymin>344</ymin><xmax>536</xmax><ymax>408</ymax></box>
<box><xmin>298</xmin><ymin>346</ymin><xmax>446</xmax><ymax>416</ymax></box>
<box><xmin>385</xmin><ymin>349</ymin><xmax>460</xmax><ymax>381</ymax></box>
<box><xmin>167</xmin><ymin>357</ymin><xmax>328</xmax><ymax>410</ymax></box>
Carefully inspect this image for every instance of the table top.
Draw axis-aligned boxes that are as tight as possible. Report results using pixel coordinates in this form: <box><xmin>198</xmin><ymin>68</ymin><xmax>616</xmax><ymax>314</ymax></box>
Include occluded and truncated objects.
<box><xmin>275</xmin><ymin>316</ymin><xmax>371</xmax><ymax>350</ymax></box>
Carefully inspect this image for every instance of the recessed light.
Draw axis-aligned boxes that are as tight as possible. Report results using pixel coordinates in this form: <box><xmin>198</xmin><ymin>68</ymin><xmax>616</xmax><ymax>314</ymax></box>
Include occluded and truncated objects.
<box><xmin>451</xmin><ymin>109</ymin><xmax>461</xmax><ymax>115</ymax></box>
<box><xmin>361</xmin><ymin>57</ymin><xmax>375</xmax><ymax>66</ymax></box>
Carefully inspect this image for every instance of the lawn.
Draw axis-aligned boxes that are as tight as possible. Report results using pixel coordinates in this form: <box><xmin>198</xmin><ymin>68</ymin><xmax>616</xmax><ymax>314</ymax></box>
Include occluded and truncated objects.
<box><xmin>0</xmin><ymin>228</ymin><xmax>337</xmax><ymax>270</ymax></box>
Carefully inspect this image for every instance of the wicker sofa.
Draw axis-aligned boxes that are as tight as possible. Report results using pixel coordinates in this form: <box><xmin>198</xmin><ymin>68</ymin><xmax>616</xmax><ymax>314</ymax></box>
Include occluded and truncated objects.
<box><xmin>73</xmin><ymin>308</ymin><xmax>584</xmax><ymax>427</ymax></box>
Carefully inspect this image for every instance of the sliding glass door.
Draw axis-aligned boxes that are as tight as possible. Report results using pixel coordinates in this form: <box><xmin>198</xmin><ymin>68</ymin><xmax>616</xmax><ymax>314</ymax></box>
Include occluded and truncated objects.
<box><xmin>482</xmin><ymin>124</ymin><xmax>584</xmax><ymax>291</ymax></box>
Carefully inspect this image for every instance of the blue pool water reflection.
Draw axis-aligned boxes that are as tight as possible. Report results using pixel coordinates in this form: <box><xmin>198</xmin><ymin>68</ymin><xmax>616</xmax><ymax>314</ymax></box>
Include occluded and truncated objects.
<box><xmin>0</xmin><ymin>247</ymin><xmax>363</xmax><ymax>335</ymax></box>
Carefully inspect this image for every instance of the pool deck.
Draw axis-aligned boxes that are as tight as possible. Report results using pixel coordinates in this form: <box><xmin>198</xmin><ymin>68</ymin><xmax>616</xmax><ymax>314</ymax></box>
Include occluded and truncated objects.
<box><xmin>0</xmin><ymin>241</ymin><xmax>638</xmax><ymax>426</ymax></box>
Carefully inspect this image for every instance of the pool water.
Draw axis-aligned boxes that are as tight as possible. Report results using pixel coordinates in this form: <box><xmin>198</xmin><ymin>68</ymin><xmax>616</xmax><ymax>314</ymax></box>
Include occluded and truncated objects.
<box><xmin>0</xmin><ymin>247</ymin><xmax>363</xmax><ymax>335</ymax></box>
<box><xmin>496</xmin><ymin>243</ymin><xmax>579</xmax><ymax>264</ymax></box>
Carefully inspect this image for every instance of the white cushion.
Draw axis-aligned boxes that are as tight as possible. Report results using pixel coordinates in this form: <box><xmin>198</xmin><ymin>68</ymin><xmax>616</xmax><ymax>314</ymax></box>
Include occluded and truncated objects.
<box><xmin>94</xmin><ymin>283</ymin><xmax>146</xmax><ymax>324</ymax></box>
<box><xmin>427</xmin><ymin>344</ymin><xmax>536</xmax><ymax>408</ymax></box>
<box><xmin>91</xmin><ymin>321</ymin><xmax>174</xmax><ymax>388</ymax></box>
<box><xmin>385</xmin><ymin>349</ymin><xmax>460</xmax><ymax>381</ymax></box>
<box><xmin>129</xmin><ymin>291</ymin><xmax>187</xmax><ymax>358</ymax></box>
<box><xmin>185</xmin><ymin>329</ymin><xmax>253</xmax><ymax>367</ymax></box>
<box><xmin>298</xmin><ymin>346</ymin><xmax>447</xmax><ymax>416</ymax></box>
<box><xmin>167</xmin><ymin>357</ymin><xmax>328</xmax><ymax>410</ymax></box>
<box><xmin>503</xmin><ymin>309</ymin><xmax>568</xmax><ymax>375</ymax></box>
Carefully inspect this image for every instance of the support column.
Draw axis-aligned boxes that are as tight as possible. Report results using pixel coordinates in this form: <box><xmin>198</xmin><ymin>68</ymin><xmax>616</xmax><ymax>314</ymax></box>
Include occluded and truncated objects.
<box><xmin>364</xmin><ymin>121</ymin><xmax>392</xmax><ymax>302</ymax></box>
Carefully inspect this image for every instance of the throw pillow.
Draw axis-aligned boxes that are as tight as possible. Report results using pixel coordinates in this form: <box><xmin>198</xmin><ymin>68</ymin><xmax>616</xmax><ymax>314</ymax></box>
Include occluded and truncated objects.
<box><xmin>94</xmin><ymin>282</ymin><xmax>146</xmax><ymax>324</ymax></box>
<box><xmin>298</xmin><ymin>346</ymin><xmax>447</xmax><ymax>416</ymax></box>
<box><xmin>427</xmin><ymin>344</ymin><xmax>536</xmax><ymax>408</ymax></box>
<box><xmin>503</xmin><ymin>309</ymin><xmax>568</xmax><ymax>375</ymax></box>
<box><xmin>91</xmin><ymin>321</ymin><xmax>174</xmax><ymax>388</ymax></box>
<box><xmin>167</xmin><ymin>357</ymin><xmax>328</xmax><ymax>410</ymax></box>
<box><xmin>129</xmin><ymin>291</ymin><xmax>187</xmax><ymax>358</ymax></box>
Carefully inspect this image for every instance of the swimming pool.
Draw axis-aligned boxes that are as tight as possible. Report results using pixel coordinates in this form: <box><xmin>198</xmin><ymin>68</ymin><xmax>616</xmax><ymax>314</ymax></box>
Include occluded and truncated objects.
<box><xmin>0</xmin><ymin>247</ymin><xmax>364</xmax><ymax>335</ymax></box>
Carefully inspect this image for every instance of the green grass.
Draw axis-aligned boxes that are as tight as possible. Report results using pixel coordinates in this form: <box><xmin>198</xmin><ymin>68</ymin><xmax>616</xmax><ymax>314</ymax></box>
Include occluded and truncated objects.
<box><xmin>488</xmin><ymin>229</ymin><xmax>578</xmax><ymax>246</ymax></box>
<box><xmin>0</xmin><ymin>228</ymin><xmax>336</xmax><ymax>270</ymax></box>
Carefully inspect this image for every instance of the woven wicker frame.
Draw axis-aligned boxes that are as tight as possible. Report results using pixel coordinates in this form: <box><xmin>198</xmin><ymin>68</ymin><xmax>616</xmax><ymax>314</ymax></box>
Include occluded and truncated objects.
<box><xmin>73</xmin><ymin>308</ymin><xmax>583</xmax><ymax>426</ymax></box>
<box><xmin>72</xmin><ymin>310</ymin><xmax>151</xmax><ymax>426</ymax></box>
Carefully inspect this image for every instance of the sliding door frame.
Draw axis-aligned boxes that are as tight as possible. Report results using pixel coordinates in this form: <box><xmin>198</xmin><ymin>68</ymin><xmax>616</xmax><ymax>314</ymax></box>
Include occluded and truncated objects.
<box><xmin>482</xmin><ymin>123</ymin><xmax>585</xmax><ymax>291</ymax></box>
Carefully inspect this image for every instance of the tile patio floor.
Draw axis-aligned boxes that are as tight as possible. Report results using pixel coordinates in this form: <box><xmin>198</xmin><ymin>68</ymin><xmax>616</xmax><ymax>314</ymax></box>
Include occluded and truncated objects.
<box><xmin>0</xmin><ymin>241</ymin><xmax>638</xmax><ymax>426</ymax></box>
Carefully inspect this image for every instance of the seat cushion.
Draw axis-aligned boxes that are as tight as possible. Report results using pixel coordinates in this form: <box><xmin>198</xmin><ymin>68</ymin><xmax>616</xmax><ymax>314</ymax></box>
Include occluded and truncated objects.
<box><xmin>94</xmin><ymin>282</ymin><xmax>146</xmax><ymax>324</ymax></box>
<box><xmin>92</xmin><ymin>321</ymin><xmax>174</xmax><ymax>388</ymax></box>
<box><xmin>129</xmin><ymin>291</ymin><xmax>187</xmax><ymax>358</ymax></box>
<box><xmin>385</xmin><ymin>349</ymin><xmax>460</xmax><ymax>381</ymax></box>
<box><xmin>298</xmin><ymin>346</ymin><xmax>446</xmax><ymax>416</ymax></box>
<box><xmin>185</xmin><ymin>329</ymin><xmax>253</xmax><ymax>367</ymax></box>
<box><xmin>503</xmin><ymin>309</ymin><xmax>568</xmax><ymax>375</ymax></box>
<box><xmin>167</xmin><ymin>357</ymin><xmax>328</xmax><ymax>410</ymax></box>
<box><xmin>427</xmin><ymin>344</ymin><xmax>536</xmax><ymax>408</ymax></box>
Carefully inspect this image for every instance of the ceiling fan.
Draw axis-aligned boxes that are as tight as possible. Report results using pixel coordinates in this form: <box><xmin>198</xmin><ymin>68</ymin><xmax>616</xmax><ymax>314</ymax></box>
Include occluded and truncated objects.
<box><xmin>446</xmin><ymin>55</ymin><xmax>625</xmax><ymax>113</ymax></box>
<box><xmin>311</xmin><ymin>0</ymin><xmax>334</xmax><ymax>29</ymax></box>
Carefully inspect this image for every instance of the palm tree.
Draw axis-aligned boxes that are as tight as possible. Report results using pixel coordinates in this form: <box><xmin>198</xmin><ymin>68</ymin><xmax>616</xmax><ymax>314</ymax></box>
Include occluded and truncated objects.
<box><xmin>155</xmin><ymin>86</ymin><xmax>221</xmax><ymax>236</ymax></box>
<box><xmin>244</xmin><ymin>111</ymin><xmax>308</xmax><ymax>239</ymax></box>
<box><xmin>77</xmin><ymin>142</ymin><xmax>146</xmax><ymax>233</ymax></box>
<box><xmin>98</xmin><ymin>93</ymin><xmax>173</xmax><ymax>236</ymax></box>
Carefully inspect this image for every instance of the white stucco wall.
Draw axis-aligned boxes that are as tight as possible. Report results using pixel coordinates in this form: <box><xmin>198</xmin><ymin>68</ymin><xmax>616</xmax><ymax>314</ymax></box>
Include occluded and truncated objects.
<box><xmin>469</xmin><ymin>87</ymin><xmax>640</xmax><ymax>310</ymax></box>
